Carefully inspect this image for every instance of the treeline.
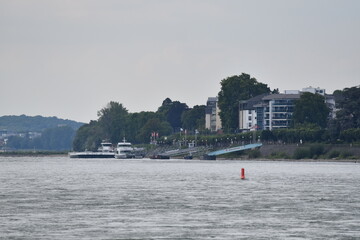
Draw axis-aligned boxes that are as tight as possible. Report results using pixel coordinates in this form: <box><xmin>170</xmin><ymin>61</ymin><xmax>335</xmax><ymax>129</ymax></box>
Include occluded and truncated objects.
<box><xmin>156</xmin><ymin>81</ymin><xmax>360</xmax><ymax>146</ymax></box>
<box><xmin>6</xmin><ymin>126</ymin><xmax>75</xmax><ymax>151</ymax></box>
<box><xmin>73</xmin><ymin>99</ymin><xmax>206</xmax><ymax>151</ymax></box>
<box><xmin>72</xmin><ymin>76</ymin><xmax>360</xmax><ymax>151</ymax></box>
<box><xmin>163</xmin><ymin>126</ymin><xmax>360</xmax><ymax>146</ymax></box>
<box><xmin>0</xmin><ymin>115</ymin><xmax>84</xmax><ymax>132</ymax></box>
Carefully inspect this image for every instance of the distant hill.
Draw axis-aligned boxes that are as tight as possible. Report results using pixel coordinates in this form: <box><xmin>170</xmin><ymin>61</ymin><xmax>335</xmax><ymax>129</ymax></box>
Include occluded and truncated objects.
<box><xmin>0</xmin><ymin>115</ymin><xmax>85</xmax><ymax>132</ymax></box>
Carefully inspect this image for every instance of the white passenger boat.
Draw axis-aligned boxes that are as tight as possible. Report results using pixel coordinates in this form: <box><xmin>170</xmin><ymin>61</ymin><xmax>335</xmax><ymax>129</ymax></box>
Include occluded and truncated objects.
<box><xmin>115</xmin><ymin>138</ymin><xmax>135</xmax><ymax>159</ymax></box>
<box><xmin>69</xmin><ymin>142</ymin><xmax>115</xmax><ymax>158</ymax></box>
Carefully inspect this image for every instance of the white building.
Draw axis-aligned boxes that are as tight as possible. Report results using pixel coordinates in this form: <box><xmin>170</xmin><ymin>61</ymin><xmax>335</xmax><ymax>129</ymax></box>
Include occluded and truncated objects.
<box><xmin>239</xmin><ymin>94</ymin><xmax>268</xmax><ymax>131</ymax></box>
<box><xmin>238</xmin><ymin>86</ymin><xmax>336</xmax><ymax>131</ymax></box>
<box><xmin>239</xmin><ymin>93</ymin><xmax>301</xmax><ymax>131</ymax></box>
<box><xmin>302</xmin><ymin>86</ymin><xmax>326</xmax><ymax>96</ymax></box>
<box><xmin>256</xmin><ymin>94</ymin><xmax>301</xmax><ymax>130</ymax></box>
<box><xmin>205</xmin><ymin>97</ymin><xmax>222</xmax><ymax>132</ymax></box>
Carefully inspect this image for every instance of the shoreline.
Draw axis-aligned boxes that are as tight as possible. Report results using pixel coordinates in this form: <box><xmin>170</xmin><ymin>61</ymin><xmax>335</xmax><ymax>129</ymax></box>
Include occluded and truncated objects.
<box><xmin>0</xmin><ymin>152</ymin><xmax>68</xmax><ymax>157</ymax></box>
<box><xmin>0</xmin><ymin>152</ymin><xmax>358</xmax><ymax>163</ymax></box>
<box><xmin>215</xmin><ymin>157</ymin><xmax>359</xmax><ymax>163</ymax></box>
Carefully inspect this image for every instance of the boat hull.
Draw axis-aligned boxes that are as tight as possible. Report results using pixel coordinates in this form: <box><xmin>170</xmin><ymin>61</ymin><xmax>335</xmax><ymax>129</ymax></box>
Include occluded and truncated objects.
<box><xmin>115</xmin><ymin>153</ymin><xmax>136</xmax><ymax>159</ymax></box>
<box><xmin>69</xmin><ymin>152</ymin><xmax>115</xmax><ymax>158</ymax></box>
<box><xmin>114</xmin><ymin>154</ymin><xmax>127</xmax><ymax>159</ymax></box>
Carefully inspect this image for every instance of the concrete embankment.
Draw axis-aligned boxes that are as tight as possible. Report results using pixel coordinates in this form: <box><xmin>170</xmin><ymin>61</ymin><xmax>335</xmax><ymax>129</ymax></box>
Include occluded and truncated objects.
<box><xmin>259</xmin><ymin>143</ymin><xmax>360</xmax><ymax>159</ymax></box>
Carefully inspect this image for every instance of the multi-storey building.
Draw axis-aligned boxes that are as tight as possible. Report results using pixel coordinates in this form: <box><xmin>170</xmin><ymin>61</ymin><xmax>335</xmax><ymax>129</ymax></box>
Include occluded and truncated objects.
<box><xmin>205</xmin><ymin>97</ymin><xmax>222</xmax><ymax>132</ymax></box>
<box><xmin>255</xmin><ymin>94</ymin><xmax>300</xmax><ymax>130</ymax></box>
<box><xmin>238</xmin><ymin>87</ymin><xmax>335</xmax><ymax>132</ymax></box>
<box><xmin>239</xmin><ymin>93</ymin><xmax>268</xmax><ymax>131</ymax></box>
<box><xmin>209</xmin><ymin>87</ymin><xmax>335</xmax><ymax>133</ymax></box>
<box><xmin>239</xmin><ymin>93</ymin><xmax>300</xmax><ymax>131</ymax></box>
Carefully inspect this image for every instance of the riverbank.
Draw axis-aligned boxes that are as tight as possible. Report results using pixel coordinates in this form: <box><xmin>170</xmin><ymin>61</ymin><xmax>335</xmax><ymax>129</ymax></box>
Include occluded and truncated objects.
<box><xmin>0</xmin><ymin>151</ymin><xmax>68</xmax><ymax>157</ymax></box>
<box><xmin>2</xmin><ymin>143</ymin><xmax>360</xmax><ymax>162</ymax></box>
<box><xmin>0</xmin><ymin>154</ymin><xmax>358</xmax><ymax>163</ymax></box>
<box><xmin>214</xmin><ymin>157</ymin><xmax>359</xmax><ymax>163</ymax></box>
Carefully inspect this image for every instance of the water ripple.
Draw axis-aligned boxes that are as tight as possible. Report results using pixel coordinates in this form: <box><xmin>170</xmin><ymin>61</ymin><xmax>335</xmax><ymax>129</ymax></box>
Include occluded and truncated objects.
<box><xmin>0</xmin><ymin>157</ymin><xmax>359</xmax><ymax>239</ymax></box>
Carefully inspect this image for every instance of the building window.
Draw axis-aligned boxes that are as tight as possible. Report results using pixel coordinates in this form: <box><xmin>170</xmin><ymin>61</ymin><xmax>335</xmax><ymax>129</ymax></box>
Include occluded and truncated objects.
<box><xmin>248</xmin><ymin>116</ymin><xmax>252</xmax><ymax>121</ymax></box>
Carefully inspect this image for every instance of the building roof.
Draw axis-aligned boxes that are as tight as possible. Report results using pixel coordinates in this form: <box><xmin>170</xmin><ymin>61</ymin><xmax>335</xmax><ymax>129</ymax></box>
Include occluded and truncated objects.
<box><xmin>240</xmin><ymin>93</ymin><xmax>269</xmax><ymax>110</ymax></box>
<box><xmin>207</xmin><ymin>97</ymin><xmax>218</xmax><ymax>102</ymax></box>
<box><xmin>262</xmin><ymin>94</ymin><xmax>301</xmax><ymax>100</ymax></box>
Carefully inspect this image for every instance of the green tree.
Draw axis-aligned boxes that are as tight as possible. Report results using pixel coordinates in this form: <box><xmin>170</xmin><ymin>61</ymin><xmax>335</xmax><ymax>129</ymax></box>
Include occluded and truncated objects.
<box><xmin>6</xmin><ymin>126</ymin><xmax>75</xmax><ymax>151</ymax></box>
<box><xmin>136</xmin><ymin>118</ymin><xmax>172</xmax><ymax>143</ymax></box>
<box><xmin>157</xmin><ymin>98</ymin><xmax>188</xmax><ymax>131</ymax></box>
<box><xmin>293</xmin><ymin>92</ymin><xmax>330</xmax><ymax>128</ymax></box>
<box><xmin>72</xmin><ymin>101</ymin><xmax>175</xmax><ymax>148</ymax></box>
<box><xmin>97</xmin><ymin>102</ymin><xmax>129</xmax><ymax>143</ymax></box>
<box><xmin>218</xmin><ymin>73</ymin><xmax>270</xmax><ymax>132</ymax></box>
<box><xmin>335</xmin><ymin>86</ymin><xmax>360</xmax><ymax>130</ymax></box>
<box><xmin>72</xmin><ymin>120</ymin><xmax>103</xmax><ymax>151</ymax></box>
<box><xmin>127</xmin><ymin>111</ymin><xmax>166</xmax><ymax>143</ymax></box>
<box><xmin>6</xmin><ymin>135</ymin><xmax>29</xmax><ymax>149</ymax></box>
<box><xmin>40</xmin><ymin>126</ymin><xmax>75</xmax><ymax>150</ymax></box>
<box><xmin>181</xmin><ymin>105</ymin><xmax>206</xmax><ymax>131</ymax></box>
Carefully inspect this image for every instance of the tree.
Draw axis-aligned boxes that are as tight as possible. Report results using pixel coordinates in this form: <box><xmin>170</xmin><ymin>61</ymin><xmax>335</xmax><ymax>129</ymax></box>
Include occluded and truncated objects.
<box><xmin>127</xmin><ymin>111</ymin><xmax>167</xmax><ymax>143</ymax></box>
<box><xmin>72</xmin><ymin>101</ymin><xmax>176</xmax><ymax>148</ymax></box>
<box><xmin>72</xmin><ymin>120</ymin><xmax>103</xmax><ymax>151</ymax></box>
<box><xmin>335</xmin><ymin>86</ymin><xmax>360</xmax><ymax>130</ymax></box>
<box><xmin>6</xmin><ymin>126</ymin><xmax>75</xmax><ymax>151</ymax></box>
<box><xmin>181</xmin><ymin>105</ymin><xmax>206</xmax><ymax>131</ymax></box>
<box><xmin>40</xmin><ymin>126</ymin><xmax>75</xmax><ymax>150</ymax></box>
<box><xmin>97</xmin><ymin>102</ymin><xmax>129</xmax><ymax>143</ymax></box>
<box><xmin>6</xmin><ymin>136</ymin><xmax>29</xmax><ymax>149</ymax></box>
<box><xmin>218</xmin><ymin>73</ymin><xmax>270</xmax><ymax>132</ymax></box>
<box><xmin>72</xmin><ymin>101</ymin><xmax>129</xmax><ymax>151</ymax></box>
<box><xmin>157</xmin><ymin>98</ymin><xmax>188</xmax><ymax>131</ymax></box>
<box><xmin>293</xmin><ymin>92</ymin><xmax>330</xmax><ymax>128</ymax></box>
<box><xmin>136</xmin><ymin>118</ymin><xmax>172</xmax><ymax>143</ymax></box>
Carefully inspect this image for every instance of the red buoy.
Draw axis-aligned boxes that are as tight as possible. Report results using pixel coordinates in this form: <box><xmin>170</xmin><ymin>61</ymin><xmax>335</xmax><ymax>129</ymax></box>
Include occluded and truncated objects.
<box><xmin>240</xmin><ymin>168</ymin><xmax>245</xmax><ymax>179</ymax></box>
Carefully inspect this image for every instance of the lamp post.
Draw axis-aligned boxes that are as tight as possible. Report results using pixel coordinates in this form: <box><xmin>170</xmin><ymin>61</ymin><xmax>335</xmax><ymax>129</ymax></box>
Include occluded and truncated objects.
<box><xmin>195</xmin><ymin>129</ymin><xmax>199</xmax><ymax>147</ymax></box>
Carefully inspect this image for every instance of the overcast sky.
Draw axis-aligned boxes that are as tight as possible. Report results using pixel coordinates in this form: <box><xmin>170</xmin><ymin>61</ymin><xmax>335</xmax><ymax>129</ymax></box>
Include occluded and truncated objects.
<box><xmin>1</xmin><ymin>0</ymin><xmax>359</xmax><ymax>123</ymax></box>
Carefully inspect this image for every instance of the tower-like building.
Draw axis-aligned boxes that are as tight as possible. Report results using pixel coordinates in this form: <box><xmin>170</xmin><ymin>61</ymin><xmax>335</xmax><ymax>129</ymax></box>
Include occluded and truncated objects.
<box><xmin>205</xmin><ymin>97</ymin><xmax>222</xmax><ymax>132</ymax></box>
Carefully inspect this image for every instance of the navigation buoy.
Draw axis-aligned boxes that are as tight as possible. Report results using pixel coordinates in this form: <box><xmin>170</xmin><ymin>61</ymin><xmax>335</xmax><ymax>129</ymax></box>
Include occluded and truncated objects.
<box><xmin>240</xmin><ymin>168</ymin><xmax>245</xmax><ymax>180</ymax></box>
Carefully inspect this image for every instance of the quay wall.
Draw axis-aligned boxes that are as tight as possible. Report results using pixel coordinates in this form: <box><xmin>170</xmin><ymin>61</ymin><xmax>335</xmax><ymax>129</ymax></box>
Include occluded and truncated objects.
<box><xmin>259</xmin><ymin>143</ymin><xmax>360</xmax><ymax>158</ymax></box>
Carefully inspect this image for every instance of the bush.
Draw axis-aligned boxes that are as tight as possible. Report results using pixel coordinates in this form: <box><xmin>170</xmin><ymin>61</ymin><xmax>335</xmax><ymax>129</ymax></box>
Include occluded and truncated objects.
<box><xmin>269</xmin><ymin>152</ymin><xmax>290</xmax><ymax>159</ymax></box>
<box><xmin>293</xmin><ymin>148</ymin><xmax>311</xmax><ymax>159</ymax></box>
<box><xmin>339</xmin><ymin>151</ymin><xmax>353</xmax><ymax>159</ymax></box>
<box><xmin>310</xmin><ymin>144</ymin><xmax>325</xmax><ymax>157</ymax></box>
<box><xmin>327</xmin><ymin>150</ymin><xmax>340</xmax><ymax>159</ymax></box>
<box><xmin>248</xmin><ymin>149</ymin><xmax>261</xmax><ymax>159</ymax></box>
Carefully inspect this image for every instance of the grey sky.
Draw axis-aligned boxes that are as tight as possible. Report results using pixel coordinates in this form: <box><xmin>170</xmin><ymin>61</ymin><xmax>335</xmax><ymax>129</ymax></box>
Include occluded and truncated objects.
<box><xmin>1</xmin><ymin>0</ymin><xmax>359</xmax><ymax>123</ymax></box>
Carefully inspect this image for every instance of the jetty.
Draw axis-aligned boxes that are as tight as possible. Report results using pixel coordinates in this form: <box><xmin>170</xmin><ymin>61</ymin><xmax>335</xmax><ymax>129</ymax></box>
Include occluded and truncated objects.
<box><xmin>150</xmin><ymin>143</ymin><xmax>263</xmax><ymax>160</ymax></box>
<box><xmin>203</xmin><ymin>143</ymin><xmax>263</xmax><ymax>160</ymax></box>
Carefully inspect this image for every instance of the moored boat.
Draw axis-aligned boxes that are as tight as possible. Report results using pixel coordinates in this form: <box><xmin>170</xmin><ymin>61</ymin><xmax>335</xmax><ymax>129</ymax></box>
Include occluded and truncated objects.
<box><xmin>115</xmin><ymin>138</ymin><xmax>135</xmax><ymax>159</ymax></box>
<box><xmin>69</xmin><ymin>142</ymin><xmax>115</xmax><ymax>158</ymax></box>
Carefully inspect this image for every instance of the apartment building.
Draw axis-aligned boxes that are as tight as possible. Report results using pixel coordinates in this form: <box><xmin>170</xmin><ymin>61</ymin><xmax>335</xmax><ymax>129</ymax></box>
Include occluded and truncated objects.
<box><xmin>208</xmin><ymin>87</ymin><xmax>335</xmax><ymax>133</ymax></box>
<box><xmin>205</xmin><ymin>97</ymin><xmax>222</xmax><ymax>132</ymax></box>
<box><xmin>238</xmin><ymin>87</ymin><xmax>335</xmax><ymax>132</ymax></box>
<box><xmin>255</xmin><ymin>94</ymin><xmax>301</xmax><ymax>130</ymax></box>
<box><xmin>239</xmin><ymin>93</ymin><xmax>268</xmax><ymax>131</ymax></box>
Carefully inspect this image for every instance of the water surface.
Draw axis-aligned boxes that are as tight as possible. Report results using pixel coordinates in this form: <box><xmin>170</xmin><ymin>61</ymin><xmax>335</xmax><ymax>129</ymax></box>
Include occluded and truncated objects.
<box><xmin>1</xmin><ymin>157</ymin><xmax>359</xmax><ymax>239</ymax></box>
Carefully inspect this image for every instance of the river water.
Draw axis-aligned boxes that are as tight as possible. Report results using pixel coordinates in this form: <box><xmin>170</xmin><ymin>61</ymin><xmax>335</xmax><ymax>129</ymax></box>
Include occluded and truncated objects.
<box><xmin>0</xmin><ymin>156</ymin><xmax>359</xmax><ymax>239</ymax></box>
